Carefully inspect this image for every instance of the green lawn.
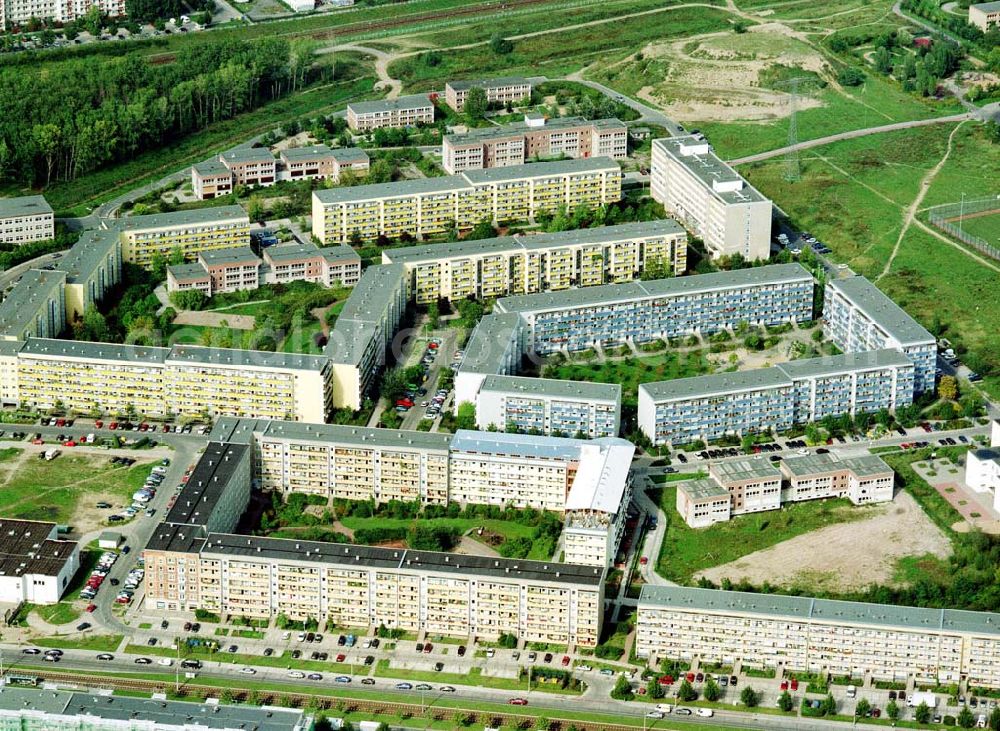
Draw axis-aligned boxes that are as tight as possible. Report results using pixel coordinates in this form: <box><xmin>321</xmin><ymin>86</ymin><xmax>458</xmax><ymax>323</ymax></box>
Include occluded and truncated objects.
<box><xmin>0</xmin><ymin>447</ymin><xmax>22</xmax><ymax>461</ymax></box>
<box><xmin>951</xmin><ymin>210</ymin><xmax>1000</xmax><ymax>247</ymax></box>
<box><xmin>35</xmin><ymin>634</ymin><xmax>124</xmax><ymax>653</ymax></box>
<box><xmin>0</xmin><ymin>454</ymin><xmax>156</xmax><ymax>525</ymax></box>
<box><xmin>742</xmin><ymin>123</ymin><xmax>1000</xmax><ymax>400</ymax></box>
<box><xmin>653</xmin><ymin>486</ymin><xmax>876</xmax><ymax>584</ymax></box>
<box><xmin>33</xmin><ymin>603</ymin><xmax>81</xmax><ymax>626</ymax></box>
<box><xmin>280</xmin><ymin>319</ymin><xmax>325</xmax><ymax>354</ymax></box>
<box><xmin>373</xmin><ymin>660</ymin><xmax>583</xmax><ymax>695</ymax></box>
<box><xmin>542</xmin><ymin>350</ymin><xmax>713</xmax><ymax>406</ymax></box>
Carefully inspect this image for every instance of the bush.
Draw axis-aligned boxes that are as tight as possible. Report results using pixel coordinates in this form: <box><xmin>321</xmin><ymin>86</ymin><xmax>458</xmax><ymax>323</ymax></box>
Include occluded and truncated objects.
<box><xmin>837</xmin><ymin>67</ymin><xmax>866</xmax><ymax>86</ymax></box>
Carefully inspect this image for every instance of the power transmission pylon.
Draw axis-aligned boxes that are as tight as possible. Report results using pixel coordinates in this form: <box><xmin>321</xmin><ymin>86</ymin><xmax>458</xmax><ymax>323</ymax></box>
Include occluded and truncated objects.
<box><xmin>775</xmin><ymin>77</ymin><xmax>810</xmax><ymax>182</ymax></box>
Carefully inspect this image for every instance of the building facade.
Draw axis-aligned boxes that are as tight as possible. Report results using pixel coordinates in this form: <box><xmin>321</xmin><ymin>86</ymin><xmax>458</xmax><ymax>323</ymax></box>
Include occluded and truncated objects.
<box><xmin>58</xmin><ymin>228</ymin><xmax>123</xmax><ymax>322</ymax></box>
<box><xmin>970</xmin><ymin>1</ymin><xmax>1000</xmax><ymax>30</ymax></box>
<box><xmin>823</xmin><ymin>276</ymin><xmax>937</xmax><ymax>394</ymax></box>
<box><xmin>219</xmin><ymin>148</ymin><xmax>277</xmax><ymax>188</ymax></box>
<box><xmin>346</xmin><ymin>94</ymin><xmax>435</xmax><ymax>131</ymax></box>
<box><xmin>651</xmin><ymin>136</ymin><xmax>773</xmax><ymax>262</ymax></box>
<box><xmin>190</xmin><ymin>160</ymin><xmax>234</xmax><ymax>200</ymax></box>
<box><xmin>442</xmin><ymin>116</ymin><xmax>628</xmax><ymax>174</ymax></box>
<box><xmin>445</xmin><ymin>78</ymin><xmax>532</xmax><ymax>112</ymax></box>
<box><xmin>382</xmin><ymin>220</ymin><xmax>687</xmax><ymax>304</ymax></box>
<box><xmin>312</xmin><ymin>158</ymin><xmax>623</xmax><ymax>244</ymax></box>
<box><xmin>0</xmin><ymin>195</ymin><xmax>54</xmax><ymax>245</ymax></box>
<box><xmin>0</xmin><ymin>269</ymin><xmax>66</xmax><ymax>342</ymax></box>
<box><xmin>0</xmin><ymin>520</ymin><xmax>79</xmax><ymax>605</ymax></box>
<box><xmin>115</xmin><ymin>207</ymin><xmax>251</xmax><ymax>268</ymax></box>
<box><xmin>636</xmin><ymin>585</ymin><xmax>1000</xmax><ymax>689</ymax></box>
<box><xmin>638</xmin><ymin>350</ymin><xmax>916</xmax><ymax>446</ymax></box>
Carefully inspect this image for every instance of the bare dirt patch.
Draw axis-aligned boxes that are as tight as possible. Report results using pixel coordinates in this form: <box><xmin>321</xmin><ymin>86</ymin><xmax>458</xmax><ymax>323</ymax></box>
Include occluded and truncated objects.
<box><xmin>695</xmin><ymin>490</ymin><xmax>952</xmax><ymax>592</ymax></box>
<box><xmin>172</xmin><ymin>311</ymin><xmax>256</xmax><ymax>330</ymax></box>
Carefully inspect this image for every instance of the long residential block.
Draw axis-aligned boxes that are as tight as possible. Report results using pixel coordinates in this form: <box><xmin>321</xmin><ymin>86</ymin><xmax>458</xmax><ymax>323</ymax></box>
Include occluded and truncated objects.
<box><xmin>114</xmin><ymin>206</ymin><xmax>251</xmax><ymax>268</ymax></box>
<box><xmin>494</xmin><ymin>263</ymin><xmax>814</xmax><ymax>355</ymax></box>
<box><xmin>382</xmin><ymin>220</ymin><xmax>687</xmax><ymax>304</ymax></box>
<box><xmin>312</xmin><ymin>157</ymin><xmax>623</xmax><ymax>244</ymax></box>
<box><xmin>445</xmin><ymin>77</ymin><xmax>532</xmax><ymax>112</ymax></box>
<box><xmin>823</xmin><ymin>275</ymin><xmax>936</xmax><ymax>393</ymax></box>
<box><xmin>0</xmin><ymin>195</ymin><xmax>54</xmax><ymax>245</ymax></box>
<box><xmin>9</xmin><ymin>339</ymin><xmax>333</xmax><ymax>422</ymax></box>
<box><xmin>145</xmin><ymin>528</ymin><xmax>605</xmax><ymax>646</ymax></box>
<box><xmin>651</xmin><ymin>136</ymin><xmax>773</xmax><ymax>262</ymax></box>
<box><xmin>347</xmin><ymin>94</ymin><xmax>435</xmax><ymax>131</ymax></box>
<box><xmin>636</xmin><ymin>585</ymin><xmax>1000</xmax><ymax>688</ymax></box>
<box><xmin>442</xmin><ymin>116</ymin><xmax>627</xmax><ymax>174</ymax></box>
<box><xmin>638</xmin><ymin>349</ymin><xmax>916</xmax><ymax>446</ymax></box>
<box><xmin>58</xmin><ymin>228</ymin><xmax>123</xmax><ymax>321</ymax></box>
<box><xmin>0</xmin><ymin>269</ymin><xmax>66</xmax><ymax>342</ymax></box>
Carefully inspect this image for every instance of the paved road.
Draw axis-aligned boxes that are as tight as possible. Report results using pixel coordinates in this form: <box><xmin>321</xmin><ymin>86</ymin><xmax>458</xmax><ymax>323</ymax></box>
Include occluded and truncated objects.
<box><xmin>727</xmin><ymin>113</ymin><xmax>972</xmax><ymax>166</ymax></box>
<box><xmin>555</xmin><ymin>76</ymin><xmax>686</xmax><ymax>135</ymax></box>
<box><xmin>0</xmin><ymin>250</ymin><xmax>68</xmax><ymax>290</ymax></box>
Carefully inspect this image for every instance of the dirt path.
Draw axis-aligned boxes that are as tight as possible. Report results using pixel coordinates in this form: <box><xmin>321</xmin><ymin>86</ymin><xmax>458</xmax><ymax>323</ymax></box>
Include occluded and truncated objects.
<box><xmin>876</xmin><ymin>120</ymin><xmax>967</xmax><ymax>282</ymax></box>
<box><xmin>696</xmin><ymin>490</ymin><xmax>952</xmax><ymax>592</ymax></box>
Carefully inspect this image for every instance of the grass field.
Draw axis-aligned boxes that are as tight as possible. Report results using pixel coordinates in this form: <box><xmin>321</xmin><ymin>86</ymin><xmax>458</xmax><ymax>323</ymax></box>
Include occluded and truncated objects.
<box><xmin>35</xmin><ymin>634</ymin><xmax>124</xmax><ymax>653</ymax></box>
<box><xmin>0</xmin><ymin>454</ymin><xmax>155</xmax><ymax>525</ymax></box>
<box><xmin>541</xmin><ymin>350</ymin><xmax>713</xmax><ymax>407</ymax></box>
<box><xmin>652</xmin><ymin>486</ymin><xmax>872</xmax><ymax>584</ymax></box>
<box><xmin>741</xmin><ymin>123</ymin><xmax>1000</xmax><ymax>399</ymax></box>
<box><xmin>948</xmin><ymin>210</ymin><xmax>1000</xmax><ymax>247</ymax></box>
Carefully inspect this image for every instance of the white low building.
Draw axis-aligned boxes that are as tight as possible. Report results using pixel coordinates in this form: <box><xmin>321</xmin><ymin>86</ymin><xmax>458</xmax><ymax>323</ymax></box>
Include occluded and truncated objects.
<box><xmin>0</xmin><ymin>520</ymin><xmax>80</xmax><ymax>605</ymax></box>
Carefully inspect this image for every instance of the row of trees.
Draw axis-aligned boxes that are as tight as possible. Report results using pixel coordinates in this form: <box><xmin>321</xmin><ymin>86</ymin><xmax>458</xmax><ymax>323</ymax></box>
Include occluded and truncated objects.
<box><xmin>0</xmin><ymin>36</ymin><xmax>319</xmax><ymax>186</ymax></box>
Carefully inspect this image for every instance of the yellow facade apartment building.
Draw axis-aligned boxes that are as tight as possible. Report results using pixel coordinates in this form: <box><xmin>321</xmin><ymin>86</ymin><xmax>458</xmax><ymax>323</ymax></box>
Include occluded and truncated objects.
<box><xmin>383</xmin><ymin>219</ymin><xmax>687</xmax><ymax>304</ymax></box>
<box><xmin>114</xmin><ymin>206</ymin><xmax>251</xmax><ymax>268</ymax></box>
<box><xmin>145</xmin><ymin>526</ymin><xmax>605</xmax><ymax>646</ymax></box>
<box><xmin>312</xmin><ymin>158</ymin><xmax>622</xmax><ymax>245</ymax></box>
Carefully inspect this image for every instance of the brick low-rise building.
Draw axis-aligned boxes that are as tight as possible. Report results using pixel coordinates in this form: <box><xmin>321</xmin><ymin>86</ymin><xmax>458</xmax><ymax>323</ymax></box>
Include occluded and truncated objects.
<box><xmin>445</xmin><ymin>77</ymin><xmax>532</xmax><ymax>112</ymax></box>
<box><xmin>347</xmin><ymin>94</ymin><xmax>435</xmax><ymax>131</ymax></box>
<box><xmin>0</xmin><ymin>195</ymin><xmax>54</xmax><ymax>245</ymax></box>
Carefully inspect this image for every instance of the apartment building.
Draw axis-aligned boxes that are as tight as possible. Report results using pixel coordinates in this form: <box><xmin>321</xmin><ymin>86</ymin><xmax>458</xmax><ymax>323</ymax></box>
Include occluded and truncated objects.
<box><xmin>494</xmin><ymin>263</ymin><xmax>815</xmax><ymax>355</ymax></box>
<box><xmin>219</xmin><ymin>147</ymin><xmax>277</xmax><ymax>188</ymax></box>
<box><xmin>780</xmin><ymin>453</ymin><xmax>894</xmax><ymax>505</ymax></box>
<box><xmin>0</xmin><ymin>195</ymin><xmax>54</xmax><ymax>245</ymax></box>
<box><xmin>164</xmin><ymin>442</ymin><xmax>252</xmax><ymax>534</ymax></box>
<box><xmin>0</xmin><ymin>341</ymin><xmax>20</xmax><ymax>406</ymax></box>
<box><xmin>312</xmin><ymin>157</ymin><xmax>623</xmax><ymax>244</ymax></box>
<box><xmin>710</xmin><ymin>459</ymin><xmax>783</xmax><ymax>515</ymax></box>
<box><xmin>166</xmin><ymin>242</ymin><xmax>361</xmax><ymax>295</ymax></box>
<box><xmin>164</xmin><ymin>346</ymin><xmax>332</xmax><ymax>423</ymax></box>
<box><xmin>476</xmin><ymin>374</ymin><xmax>622</xmax><ymax>438</ymax></box>
<box><xmin>190</xmin><ymin>160</ymin><xmax>234</xmax><ymax>200</ymax></box>
<box><xmin>442</xmin><ymin>116</ymin><xmax>628</xmax><ymax>174</ymax></box>
<box><xmin>346</xmin><ymin>94</ymin><xmax>435</xmax><ymax>131</ymax></box>
<box><xmin>453</xmin><ymin>312</ymin><xmax>525</xmax><ymax>409</ymax></box>
<box><xmin>279</xmin><ymin>144</ymin><xmax>370</xmax><ymax>182</ymax></box>
<box><xmin>970</xmin><ymin>1</ymin><xmax>1000</xmax><ymax>30</ymax></box>
<box><xmin>57</xmin><ymin>228</ymin><xmax>123</xmax><ymax>321</ymax></box>
<box><xmin>823</xmin><ymin>276</ymin><xmax>936</xmax><ymax>393</ymax></box>
<box><xmin>967</xmin><ymin>448</ymin><xmax>1000</xmax><ymax>510</ymax></box>
<box><xmin>0</xmin><ymin>520</ymin><xmax>79</xmax><ymax>605</ymax></box>
<box><xmin>0</xmin><ymin>269</ymin><xmax>66</xmax><ymax>342</ymax></box>
<box><xmin>115</xmin><ymin>206</ymin><xmax>251</xmax><ymax>268</ymax></box>
<box><xmin>636</xmin><ymin>585</ymin><xmax>1000</xmax><ymax>689</ymax></box>
<box><xmin>445</xmin><ymin>77</ymin><xmax>532</xmax><ymax>111</ymax></box>
<box><xmin>382</xmin><ymin>219</ymin><xmax>687</xmax><ymax>304</ymax></box>
<box><xmin>0</xmin><ymin>688</ymin><xmax>312</xmax><ymax>731</ymax></box>
<box><xmin>12</xmin><ymin>339</ymin><xmax>331</xmax><ymax>422</ymax></box>
<box><xmin>638</xmin><ymin>349</ymin><xmax>915</xmax><ymax>446</ymax></box>
<box><xmin>651</xmin><ymin>136</ymin><xmax>773</xmax><ymax>261</ymax></box>
<box><xmin>146</xmin><ymin>528</ymin><xmax>605</xmax><ymax>646</ymax></box>
<box><xmin>325</xmin><ymin>263</ymin><xmax>409</xmax><ymax>410</ymax></box>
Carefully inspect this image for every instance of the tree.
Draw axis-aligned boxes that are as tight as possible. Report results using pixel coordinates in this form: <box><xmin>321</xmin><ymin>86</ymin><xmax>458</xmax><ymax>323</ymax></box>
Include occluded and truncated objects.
<box><xmin>610</xmin><ymin>674</ymin><xmax>633</xmax><ymax>701</ymax></box>
<box><xmin>677</xmin><ymin>679</ymin><xmax>697</xmax><ymax>702</ymax></box>
<box><xmin>32</xmin><ymin>123</ymin><xmax>62</xmax><ymax>186</ymax></box>
<box><xmin>247</xmin><ymin>196</ymin><xmax>265</xmax><ymax>223</ymax></box>
<box><xmin>989</xmin><ymin>706</ymin><xmax>1000</xmax><ymax>731</ymax></box>
<box><xmin>740</xmin><ymin>686</ymin><xmax>760</xmax><ymax>708</ymax></box>
<box><xmin>837</xmin><ymin>67</ymin><xmax>866</xmax><ymax>86</ymax></box>
<box><xmin>464</xmin><ymin>86</ymin><xmax>489</xmax><ymax>121</ymax></box>
<box><xmin>367</xmin><ymin>158</ymin><xmax>394</xmax><ymax>184</ymax></box>
<box><xmin>915</xmin><ymin>701</ymin><xmax>932</xmax><ymax>724</ymax></box>
<box><xmin>886</xmin><ymin>699</ymin><xmax>900</xmax><ymax>721</ymax></box>
<box><xmin>455</xmin><ymin>401</ymin><xmax>476</xmax><ymax>430</ymax></box>
<box><xmin>646</xmin><ymin>678</ymin><xmax>665</xmax><ymax>699</ymax></box>
<box><xmin>704</xmin><ymin>677</ymin><xmax>721</xmax><ymax>701</ymax></box>
<box><xmin>168</xmin><ymin>245</ymin><xmax>186</xmax><ymax>266</ymax></box>
<box><xmin>778</xmin><ymin>690</ymin><xmax>794</xmax><ymax>712</ymax></box>
<box><xmin>958</xmin><ymin>705</ymin><xmax>975</xmax><ymax>729</ymax></box>
<box><xmin>938</xmin><ymin>374</ymin><xmax>958</xmax><ymax>401</ymax></box>
<box><xmin>489</xmin><ymin>32</ymin><xmax>514</xmax><ymax>54</ymax></box>
<box><xmin>821</xmin><ymin>693</ymin><xmax>837</xmax><ymax>717</ymax></box>
<box><xmin>855</xmin><ymin>698</ymin><xmax>871</xmax><ymax>718</ymax></box>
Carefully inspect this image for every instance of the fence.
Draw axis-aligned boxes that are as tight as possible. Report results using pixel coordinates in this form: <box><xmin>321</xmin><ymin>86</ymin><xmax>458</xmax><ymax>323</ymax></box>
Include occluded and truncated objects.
<box><xmin>927</xmin><ymin>197</ymin><xmax>1000</xmax><ymax>263</ymax></box>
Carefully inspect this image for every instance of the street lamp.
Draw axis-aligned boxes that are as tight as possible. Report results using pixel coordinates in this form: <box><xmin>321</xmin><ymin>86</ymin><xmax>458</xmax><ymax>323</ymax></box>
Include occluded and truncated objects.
<box><xmin>959</xmin><ymin>192</ymin><xmax>966</xmax><ymax>236</ymax></box>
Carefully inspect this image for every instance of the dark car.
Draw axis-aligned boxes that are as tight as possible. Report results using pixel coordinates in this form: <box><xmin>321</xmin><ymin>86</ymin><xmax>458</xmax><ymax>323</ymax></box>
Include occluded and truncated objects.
<box><xmin>543</xmin><ymin>653</ymin><xmax>553</xmax><ymax>663</ymax></box>
<box><xmin>457</xmin><ymin>645</ymin><xmax>466</xmax><ymax>657</ymax></box>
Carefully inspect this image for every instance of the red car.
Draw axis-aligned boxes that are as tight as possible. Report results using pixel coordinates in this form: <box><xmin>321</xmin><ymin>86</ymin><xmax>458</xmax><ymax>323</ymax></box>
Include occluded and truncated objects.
<box><xmin>95</xmin><ymin>420</ymin><xmax>103</xmax><ymax>428</ymax></box>
<box><xmin>85</xmin><ymin>604</ymin><xmax>97</xmax><ymax>613</ymax></box>
<box><xmin>686</xmin><ymin>672</ymin><xmax>695</xmax><ymax>683</ymax></box>
<box><xmin>63</xmin><ymin>440</ymin><xmax>76</xmax><ymax>447</ymax></box>
<box><xmin>108</xmin><ymin>422</ymin><xmax>118</xmax><ymax>430</ymax></box>
<box><xmin>791</xmin><ymin>679</ymin><xmax>799</xmax><ymax>691</ymax></box>
<box><xmin>639</xmin><ymin>556</ymin><xmax>649</xmax><ymax>565</ymax></box>
<box><xmin>55</xmin><ymin>418</ymin><xmax>65</xmax><ymax>427</ymax></box>
<box><xmin>508</xmin><ymin>698</ymin><xmax>528</xmax><ymax>706</ymax></box>
<box><xmin>659</xmin><ymin>675</ymin><xmax>675</xmax><ymax>686</ymax></box>
<box><xmin>423</xmin><ymin>643</ymin><xmax>432</xmax><ymax>653</ymax></box>
<box><xmin>561</xmin><ymin>656</ymin><xmax>570</xmax><ymax>666</ymax></box>
<box><xmin>162</xmin><ymin>424</ymin><xmax>172</xmax><ymax>433</ymax></box>
<box><xmin>336</xmin><ymin>653</ymin><xmax>346</xmax><ymax>663</ymax></box>
<box><xmin>780</xmin><ymin>680</ymin><xmax>789</xmax><ymax>691</ymax></box>
<box><xmin>31</xmin><ymin>438</ymin><xmax>43</xmax><ymax>445</ymax></box>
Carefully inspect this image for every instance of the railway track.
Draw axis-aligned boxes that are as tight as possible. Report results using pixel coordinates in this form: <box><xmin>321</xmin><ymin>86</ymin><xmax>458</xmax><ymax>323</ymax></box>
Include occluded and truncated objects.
<box><xmin>32</xmin><ymin>669</ymin><xmax>647</xmax><ymax>731</ymax></box>
<box><xmin>147</xmin><ymin>0</ymin><xmax>559</xmax><ymax>63</ymax></box>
